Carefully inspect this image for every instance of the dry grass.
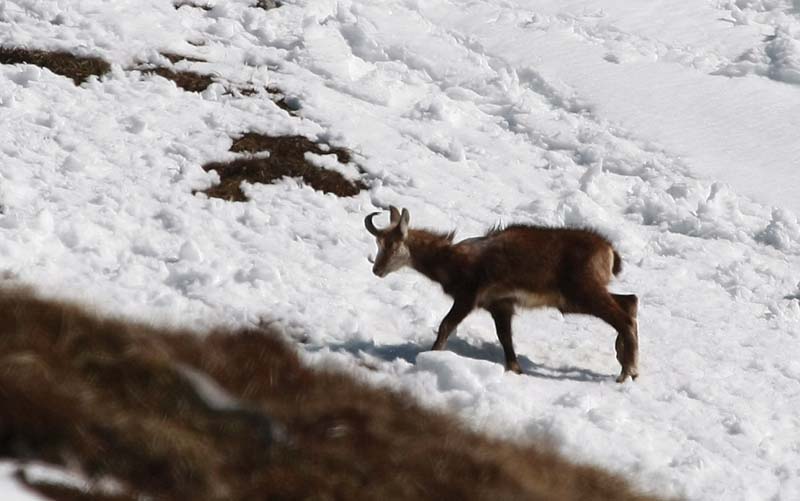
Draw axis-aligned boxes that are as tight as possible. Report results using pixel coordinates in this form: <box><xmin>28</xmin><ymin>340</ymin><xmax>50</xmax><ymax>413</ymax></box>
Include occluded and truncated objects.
<box><xmin>253</xmin><ymin>0</ymin><xmax>282</xmax><ymax>10</ymax></box>
<box><xmin>200</xmin><ymin>133</ymin><xmax>366</xmax><ymax>201</ymax></box>
<box><xmin>174</xmin><ymin>1</ymin><xmax>212</xmax><ymax>10</ymax></box>
<box><xmin>224</xmin><ymin>85</ymin><xmax>299</xmax><ymax>114</ymax></box>
<box><xmin>0</xmin><ymin>47</ymin><xmax>110</xmax><ymax>85</ymax></box>
<box><xmin>160</xmin><ymin>52</ymin><xmax>206</xmax><ymax>64</ymax></box>
<box><xmin>144</xmin><ymin>67</ymin><xmax>214</xmax><ymax>93</ymax></box>
<box><xmin>0</xmin><ymin>286</ymin><xmax>669</xmax><ymax>501</ymax></box>
<box><xmin>174</xmin><ymin>1</ymin><xmax>281</xmax><ymax>10</ymax></box>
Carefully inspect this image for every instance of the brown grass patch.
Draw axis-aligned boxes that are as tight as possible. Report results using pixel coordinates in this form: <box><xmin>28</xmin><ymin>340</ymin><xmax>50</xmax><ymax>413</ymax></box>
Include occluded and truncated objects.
<box><xmin>173</xmin><ymin>1</ymin><xmax>280</xmax><ymax>10</ymax></box>
<box><xmin>265</xmin><ymin>85</ymin><xmax>301</xmax><ymax>114</ymax></box>
<box><xmin>161</xmin><ymin>52</ymin><xmax>206</xmax><ymax>64</ymax></box>
<box><xmin>144</xmin><ymin>67</ymin><xmax>214</xmax><ymax>93</ymax></box>
<box><xmin>224</xmin><ymin>86</ymin><xmax>297</xmax><ymax>113</ymax></box>
<box><xmin>232</xmin><ymin>85</ymin><xmax>300</xmax><ymax>114</ymax></box>
<box><xmin>200</xmin><ymin>133</ymin><xmax>366</xmax><ymax>201</ymax></box>
<box><xmin>253</xmin><ymin>0</ymin><xmax>282</xmax><ymax>10</ymax></box>
<box><xmin>174</xmin><ymin>1</ymin><xmax>212</xmax><ymax>10</ymax></box>
<box><xmin>0</xmin><ymin>286</ymin><xmax>666</xmax><ymax>501</ymax></box>
<box><xmin>0</xmin><ymin>47</ymin><xmax>110</xmax><ymax>85</ymax></box>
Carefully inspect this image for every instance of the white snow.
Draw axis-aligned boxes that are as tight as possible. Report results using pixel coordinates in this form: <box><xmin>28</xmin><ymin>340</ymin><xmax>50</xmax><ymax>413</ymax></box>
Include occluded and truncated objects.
<box><xmin>0</xmin><ymin>461</ymin><xmax>116</xmax><ymax>501</ymax></box>
<box><xmin>1</xmin><ymin>0</ymin><xmax>799</xmax><ymax>499</ymax></box>
<box><xmin>0</xmin><ymin>464</ymin><xmax>46</xmax><ymax>501</ymax></box>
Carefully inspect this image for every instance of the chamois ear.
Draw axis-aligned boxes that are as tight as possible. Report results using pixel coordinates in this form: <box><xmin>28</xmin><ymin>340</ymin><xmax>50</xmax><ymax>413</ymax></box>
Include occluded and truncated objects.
<box><xmin>399</xmin><ymin>208</ymin><xmax>410</xmax><ymax>237</ymax></box>
<box><xmin>389</xmin><ymin>206</ymin><xmax>401</xmax><ymax>224</ymax></box>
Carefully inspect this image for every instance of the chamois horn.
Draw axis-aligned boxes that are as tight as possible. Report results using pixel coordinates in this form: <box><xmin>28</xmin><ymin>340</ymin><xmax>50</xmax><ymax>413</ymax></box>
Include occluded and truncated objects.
<box><xmin>364</xmin><ymin>212</ymin><xmax>387</xmax><ymax>236</ymax></box>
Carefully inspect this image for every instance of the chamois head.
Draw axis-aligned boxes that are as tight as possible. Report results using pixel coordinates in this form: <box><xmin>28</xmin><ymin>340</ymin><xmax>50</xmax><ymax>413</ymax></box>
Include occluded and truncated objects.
<box><xmin>365</xmin><ymin>206</ymin><xmax>410</xmax><ymax>277</ymax></box>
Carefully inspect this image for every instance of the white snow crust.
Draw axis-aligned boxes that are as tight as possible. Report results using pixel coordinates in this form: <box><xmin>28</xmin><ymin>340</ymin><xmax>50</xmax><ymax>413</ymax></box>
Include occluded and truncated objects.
<box><xmin>0</xmin><ymin>465</ymin><xmax>43</xmax><ymax>501</ymax></box>
<box><xmin>1</xmin><ymin>0</ymin><xmax>799</xmax><ymax>499</ymax></box>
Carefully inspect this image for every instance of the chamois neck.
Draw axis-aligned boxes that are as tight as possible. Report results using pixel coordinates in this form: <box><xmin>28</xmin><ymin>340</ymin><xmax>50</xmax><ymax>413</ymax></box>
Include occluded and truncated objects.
<box><xmin>405</xmin><ymin>229</ymin><xmax>457</xmax><ymax>283</ymax></box>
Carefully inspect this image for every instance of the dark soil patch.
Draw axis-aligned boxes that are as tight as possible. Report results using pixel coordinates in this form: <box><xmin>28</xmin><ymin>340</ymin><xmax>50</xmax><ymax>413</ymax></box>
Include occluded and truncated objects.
<box><xmin>174</xmin><ymin>1</ymin><xmax>212</xmax><ymax>10</ymax></box>
<box><xmin>200</xmin><ymin>133</ymin><xmax>365</xmax><ymax>201</ymax></box>
<box><xmin>229</xmin><ymin>133</ymin><xmax>351</xmax><ymax>163</ymax></box>
<box><xmin>144</xmin><ymin>67</ymin><xmax>214</xmax><ymax>93</ymax></box>
<box><xmin>173</xmin><ymin>0</ymin><xmax>280</xmax><ymax>10</ymax></box>
<box><xmin>253</xmin><ymin>0</ymin><xmax>282</xmax><ymax>10</ymax></box>
<box><xmin>0</xmin><ymin>47</ymin><xmax>110</xmax><ymax>85</ymax></box>
<box><xmin>223</xmin><ymin>85</ymin><xmax>296</xmax><ymax>113</ymax></box>
<box><xmin>0</xmin><ymin>286</ymin><xmax>665</xmax><ymax>501</ymax></box>
<box><xmin>161</xmin><ymin>52</ymin><xmax>206</xmax><ymax>64</ymax></box>
<box><xmin>265</xmin><ymin>85</ymin><xmax>301</xmax><ymax>113</ymax></box>
<box><xmin>231</xmin><ymin>85</ymin><xmax>300</xmax><ymax>114</ymax></box>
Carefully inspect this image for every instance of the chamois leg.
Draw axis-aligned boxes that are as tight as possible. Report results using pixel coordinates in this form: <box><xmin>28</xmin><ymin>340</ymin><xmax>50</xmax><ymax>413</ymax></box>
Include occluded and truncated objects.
<box><xmin>432</xmin><ymin>297</ymin><xmax>474</xmax><ymax>351</ymax></box>
<box><xmin>599</xmin><ymin>295</ymin><xmax>638</xmax><ymax>383</ymax></box>
<box><xmin>487</xmin><ymin>300</ymin><xmax>522</xmax><ymax>374</ymax></box>
<box><xmin>611</xmin><ymin>294</ymin><xmax>639</xmax><ymax>371</ymax></box>
<box><xmin>612</xmin><ymin>294</ymin><xmax>638</xmax><ymax>318</ymax></box>
<box><xmin>566</xmin><ymin>289</ymin><xmax>639</xmax><ymax>383</ymax></box>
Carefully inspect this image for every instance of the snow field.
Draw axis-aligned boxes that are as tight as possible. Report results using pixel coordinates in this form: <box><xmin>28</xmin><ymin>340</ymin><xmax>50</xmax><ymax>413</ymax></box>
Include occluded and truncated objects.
<box><xmin>418</xmin><ymin>0</ymin><xmax>800</xmax><ymax>215</ymax></box>
<box><xmin>0</xmin><ymin>0</ymin><xmax>799</xmax><ymax>499</ymax></box>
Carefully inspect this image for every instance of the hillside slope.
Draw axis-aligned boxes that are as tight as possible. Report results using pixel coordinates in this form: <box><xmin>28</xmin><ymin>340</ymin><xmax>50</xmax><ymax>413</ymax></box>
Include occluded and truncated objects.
<box><xmin>0</xmin><ymin>286</ymin><xmax>664</xmax><ymax>501</ymax></box>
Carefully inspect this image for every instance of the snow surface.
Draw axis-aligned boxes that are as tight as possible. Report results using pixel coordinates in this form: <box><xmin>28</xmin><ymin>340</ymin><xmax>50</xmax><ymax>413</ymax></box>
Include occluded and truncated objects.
<box><xmin>0</xmin><ymin>465</ymin><xmax>44</xmax><ymax>501</ymax></box>
<box><xmin>1</xmin><ymin>0</ymin><xmax>799</xmax><ymax>499</ymax></box>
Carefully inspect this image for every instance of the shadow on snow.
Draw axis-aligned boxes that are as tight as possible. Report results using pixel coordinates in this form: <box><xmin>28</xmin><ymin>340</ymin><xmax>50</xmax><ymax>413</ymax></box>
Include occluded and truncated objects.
<box><xmin>319</xmin><ymin>337</ymin><xmax>611</xmax><ymax>383</ymax></box>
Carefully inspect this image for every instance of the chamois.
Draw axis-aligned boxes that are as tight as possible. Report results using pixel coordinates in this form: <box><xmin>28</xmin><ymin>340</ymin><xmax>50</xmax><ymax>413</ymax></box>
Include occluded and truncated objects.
<box><xmin>365</xmin><ymin>206</ymin><xmax>639</xmax><ymax>383</ymax></box>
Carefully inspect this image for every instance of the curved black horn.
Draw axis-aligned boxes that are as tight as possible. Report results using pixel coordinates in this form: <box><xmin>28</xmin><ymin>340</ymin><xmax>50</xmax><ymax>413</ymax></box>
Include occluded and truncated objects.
<box><xmin>364</xmin><ymin>212</ymin><xmax>385</xmax><ymax>236</ymax></box>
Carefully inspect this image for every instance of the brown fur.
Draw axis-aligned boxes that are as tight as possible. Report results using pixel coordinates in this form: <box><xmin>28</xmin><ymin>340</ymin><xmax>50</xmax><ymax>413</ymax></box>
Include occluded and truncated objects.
<box><xmin>367</xmin><ymin>210</ymin><xmax>640</xmax><ymax>382</ymax></box>
<box><xmin>0</xmin><ymin>286</ymin><xmax>665</xmax><ymax>501</ymax></box>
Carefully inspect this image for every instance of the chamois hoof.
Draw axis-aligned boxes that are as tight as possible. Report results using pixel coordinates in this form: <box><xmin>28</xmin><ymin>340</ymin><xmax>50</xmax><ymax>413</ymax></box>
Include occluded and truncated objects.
<box><xmin>506</xmin><ymin>361</ymin><xmax>523</xmax><ymax>374</ymax></box>
<box><xmin>616</xmin><ymin>369</ymin><xmax>638</xmax><ymax>383</ymax></box>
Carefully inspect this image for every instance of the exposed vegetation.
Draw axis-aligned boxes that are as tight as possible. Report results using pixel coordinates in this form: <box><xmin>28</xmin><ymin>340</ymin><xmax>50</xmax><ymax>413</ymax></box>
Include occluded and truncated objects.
<box><xmin>160</xmin><ymin>52</ymin><xmax>206</xmax><ymax>64</ymax></box>
<box><xmin>224</xmin><ymin>85</ymin><xmax>300</xmax><ymax>114</ymax></box>
<box><xmin>144</xmin><ymin>67</ymin><xmax>214</xmax><ymax>93</ymax></box>
<box><xmin>173</xmin><ymin>1</ymin><xmax>212</xmax><ymax>10</ymax></box>
<box><xmin>0</xmin><ymin>47</ymin><xmax>110</xmax><ymax>85</ymax></box>
<box><xmin>173</xmin><ymin>1</ymin><xmax>281</xmax><ymax>11</ymax></box>
<box><xmin>0</xmin><ymin>286</ymin><xmax>666</xmax><ymax>501</ymax></box>
<box><xmin>200</xmin><ymin>133</ymin><xmax>366</xmax><ymax>201</ymax></box>
<box><xmin>253</xmin><ymin>0</ymin><xmax>282</xmax><ymax>10</ymax></box>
